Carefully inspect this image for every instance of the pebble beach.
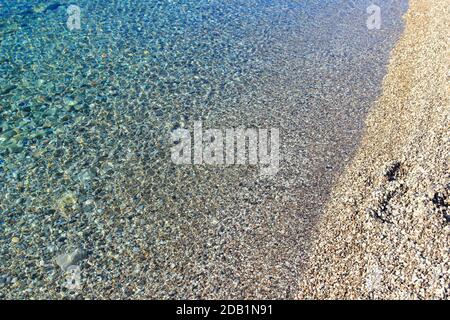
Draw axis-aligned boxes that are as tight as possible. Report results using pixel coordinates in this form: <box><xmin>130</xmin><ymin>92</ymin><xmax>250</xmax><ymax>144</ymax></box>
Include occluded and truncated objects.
<box><xmin>1</xmin><ymin>0</ymin><xmax>447</xmax><ymax>300</ymax></box>
<box><xmin>298</xmin><ymin>0</ymin><xmax>449</xmax><ymax>299</ymax></box>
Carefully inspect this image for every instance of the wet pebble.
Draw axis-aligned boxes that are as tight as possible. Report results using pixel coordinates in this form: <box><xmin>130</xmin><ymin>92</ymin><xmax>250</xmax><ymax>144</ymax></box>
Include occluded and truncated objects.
<box><xmin>55</xmin><ymin>248</ymin><xmax>88</xmax><ymax>271</ymax></box>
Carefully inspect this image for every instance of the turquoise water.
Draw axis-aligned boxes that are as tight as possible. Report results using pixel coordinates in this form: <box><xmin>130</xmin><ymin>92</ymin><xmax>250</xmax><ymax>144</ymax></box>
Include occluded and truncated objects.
<box><xmin>1</xmin><ymin>1</ymin><xmax>407</xmax><ymax>298</ymax></box>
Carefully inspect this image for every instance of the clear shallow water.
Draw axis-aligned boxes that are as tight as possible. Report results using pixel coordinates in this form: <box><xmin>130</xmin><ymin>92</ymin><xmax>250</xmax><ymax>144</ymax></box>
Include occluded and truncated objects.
<box><xmin>1</xmin><ymin>0</ymin><xmax>407</xmax><ymax>298</ymax></box>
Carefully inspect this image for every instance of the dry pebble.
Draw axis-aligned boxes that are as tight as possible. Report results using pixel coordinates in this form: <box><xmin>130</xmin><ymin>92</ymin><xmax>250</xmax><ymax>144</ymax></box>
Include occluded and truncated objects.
<box><xmin>299</xmin><ymin>0</ymin><xmax>449</xmax><ymax>300</ymax></box>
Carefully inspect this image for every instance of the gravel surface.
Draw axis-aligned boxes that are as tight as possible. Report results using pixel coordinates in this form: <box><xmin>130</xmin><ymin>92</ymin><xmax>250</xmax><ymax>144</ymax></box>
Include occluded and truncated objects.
<box><xmin>299</xmin><ymin>0</ymin><xmax>449</xmax><ymax>299</ymax></box>
<box><xmin>0</xmin><ymin>1</ymin><xmax>410</xmax><ymax>299</ymax></box>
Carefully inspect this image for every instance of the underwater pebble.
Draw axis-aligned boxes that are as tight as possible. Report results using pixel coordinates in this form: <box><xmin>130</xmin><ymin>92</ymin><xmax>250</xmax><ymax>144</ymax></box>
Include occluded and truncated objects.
<box><xmin>55</xmin><ymin>248</ymin><xmax>87</xmax><ymax>271</ymax></box>
<box><xmin>0</xmin><ymin>85</ymin><xmax>17</xmax><ymax>95</ymax></box>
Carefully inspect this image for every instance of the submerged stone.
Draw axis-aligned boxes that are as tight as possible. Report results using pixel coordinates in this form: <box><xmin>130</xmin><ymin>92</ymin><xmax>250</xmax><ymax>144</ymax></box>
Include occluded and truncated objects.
<box><xmin>0</xmin><ymin>85</ymin><xmax>17</xmax><ymax>95</ymax></box>
<box><xmin>55</xmin><ymin>248</ymin><xmax>87</xmax><ymax>271</ymax></box>
<box><xmin>45</xmin><ymin>3</ymin><xmax>62</xmax><ymax>12</ymax></box>
<box><xmin>32</xmin><ymin>4</ymin><xmax>47</xmax><ymax>14</ymax></box>
<box><xmin>63</xmin><ymin>96</ymin><xmax>79</xmax><ymax>108</ymax></box>
<box><xmin>8</xmin><ymin>143</ymin><xmax>23</xmax><ymax>154</ymax></box>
